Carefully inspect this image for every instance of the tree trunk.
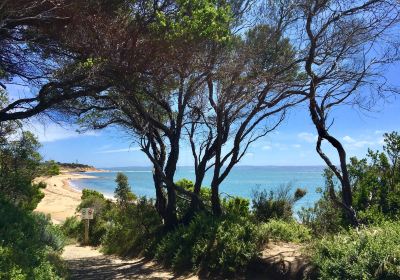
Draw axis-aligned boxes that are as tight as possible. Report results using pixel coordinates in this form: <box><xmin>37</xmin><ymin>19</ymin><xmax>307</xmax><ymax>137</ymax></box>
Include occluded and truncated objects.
<box><xmin>163</xmin><ymin>140</ymin><xmax>179</xmax><ymax>229</ymax></box>
<box><xmin>153</xmin><ymin>172</ymin><xmax>167</xmax><ymax>220</ymax></box>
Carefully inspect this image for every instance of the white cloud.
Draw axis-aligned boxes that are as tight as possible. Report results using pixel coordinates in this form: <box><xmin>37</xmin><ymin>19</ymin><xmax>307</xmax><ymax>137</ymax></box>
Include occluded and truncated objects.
<box><xmin>244</xmin><ymin>152</ymin><xmax>254</xmax><ymax>157</ymax></box>
<box><xmin>342</xmin><ymin>134</ymin><xmax>381</xmax><ymax>149</ymax></box>
<box><xmin>292</xmin><ymin>144</ymin><xmax>301</xmax><ymax>148</ymax></box>
<box><xmin>374</xmin><ymin>130</ymin><xmax>386</xmax><ymax>135</ymax></box>
<box><xmin>298</xmin><ymin>132</ymin><xmax>317</xmax><ymax>143</ymax></box>
<box><xmin>262</xmin><ymin>145</ymin><xmax>272</xmax><ymax>150</ymax></box>
<box><xmin>96</xmin><ymin>147</ymin><xmax>141</xmax><ymax>154</ymax></box>
<box><xmin>26</xmin><ymin>122</ymin><xmax>98</xmax><ymax>142</ymax></box>
<box><xmin>342</xmin><ymin>135</ymin><xmax>356</xmax><ymax>143</ymax></box>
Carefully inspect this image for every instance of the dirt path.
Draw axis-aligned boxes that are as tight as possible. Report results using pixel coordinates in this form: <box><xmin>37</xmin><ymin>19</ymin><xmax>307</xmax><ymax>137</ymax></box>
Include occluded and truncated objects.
<box><xmin>62</xmin><ymin>244</ymin><xmax>198</xmax><ymax>280</ymax></box>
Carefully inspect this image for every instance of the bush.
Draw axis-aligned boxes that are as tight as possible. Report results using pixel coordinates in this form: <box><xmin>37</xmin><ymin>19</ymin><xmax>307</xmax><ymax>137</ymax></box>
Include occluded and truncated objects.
<box><xmin>101</xmin><ymin>197</ymin><xmax>162</xmax><ymax>256</ymax></box>
<box><xmin>257</xmin><ymin>219</ymin><xmax>312</xmax><ymax>244</ymax></box>
<box><xmin>252</xmin><ymin>184</ymin><xmax>306</xmax><ymax>222</ymax></box>
<box><xmin>40</xmin><ymin>160</ymin><xmax>60</xmax><ymax>176</ymax></box>
<box><xmin>175</xmin><ymin>178</ymin><xmax>212</xmax><ymax>218</ymax></box>
<box><xmin>222</xmin><ymin>196</ymin><xmax>251</xmax><ymax>217</ymax></box>
<box><xmin>307</xmin><ymin>221</ymin><xmax>400</xmax><ymax>280</ymax></box>
<box><xmin>298</xmin><ymin>171</ymin><xmax>349</xmax><ymax>235</ymax></box>
<box><xmin>75</xmin><ymin>188</ymin><xmax>114</xmax><ymax>245</ymax></box>
<box><xmin>61</xmin><ymin>216</ymin><xmax>82</xmax><ymax>239</ymax></box>
<box><xmin>0</xmin><ymin>198</ymin><xmax>67</xmax><ymax>280</ymax></box>
<box><xmin>154</xmin><ymin>212</ymin><xmax>260</xmax><ymax>276</ymax></box>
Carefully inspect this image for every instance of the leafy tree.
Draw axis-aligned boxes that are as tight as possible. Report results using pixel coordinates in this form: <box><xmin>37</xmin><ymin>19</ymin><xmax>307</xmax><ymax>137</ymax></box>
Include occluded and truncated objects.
<box><xmin>260</xmin><ymin>0</ymin><xmax>400</xmax><ymax>225</ymax></box>
<box><xmin>115</xmin><ymin>172</ymin><xmax>136</xmax><ymax>206</ymax></box>
<box><xmin>300</xmin><ymin>132</ymin><xmax>400</xmax><ymax>232</ymax></box>
<box><xmin>0</xmin><ymin>131</ymin><xmax>45</xmax><ymax>210</ymax></box>
<box><xmin>74</xmin><ymin>0</ymin><xmax>237</xmax><ymax>229</ymax></box>
<box><xmin>0</xmin><ymin>0</ymin><xmax>127</xmax><ymax>123</ymax></box>
<box><xmin>350</xmin><ymin>132</ymin><xmax>400</xmax><ymax>221</ymax></box>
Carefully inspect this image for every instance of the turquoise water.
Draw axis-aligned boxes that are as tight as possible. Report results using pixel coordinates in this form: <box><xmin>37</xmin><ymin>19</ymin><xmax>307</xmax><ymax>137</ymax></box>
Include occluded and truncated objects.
<box><xmin>70</xmin><ymin>166</ymin><xmax>325</xmax><ymax>212</ymax></box>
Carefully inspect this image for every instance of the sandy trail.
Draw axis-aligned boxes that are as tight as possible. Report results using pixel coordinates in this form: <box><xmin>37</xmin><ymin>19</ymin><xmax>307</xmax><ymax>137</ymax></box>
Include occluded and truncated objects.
<box><xmin>34</xmin><ymin>172</ymin><xmax>95</xmax><ymax>224</ymax></box>
<box><xmin>62</xmin><ymin>244</ymin><xmax>198</xmax><ymax>280</ymax></box>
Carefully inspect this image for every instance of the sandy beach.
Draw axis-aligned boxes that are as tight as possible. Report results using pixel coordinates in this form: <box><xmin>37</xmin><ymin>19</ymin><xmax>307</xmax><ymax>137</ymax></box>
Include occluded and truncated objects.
<box><xmin>34</xmin><ymin>172</ymin><xmax>96</xmax><ymax>224</ymax></box>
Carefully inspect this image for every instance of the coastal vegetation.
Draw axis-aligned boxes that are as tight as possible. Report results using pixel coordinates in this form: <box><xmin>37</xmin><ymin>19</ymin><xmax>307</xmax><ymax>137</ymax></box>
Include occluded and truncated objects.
<box><xmin>1</xmin><ymin>0</ymin><xmax>400</xmax><ymax>279</ymax></box>
<box><xmin>0</xmin><ymin>132</ymin><xmax>67</xmax><ymax>279</ymax></box>
<box><xmin>60</xmin><ymin>132</ymin><xmax>400</xmax><ymax>278</ymax></box>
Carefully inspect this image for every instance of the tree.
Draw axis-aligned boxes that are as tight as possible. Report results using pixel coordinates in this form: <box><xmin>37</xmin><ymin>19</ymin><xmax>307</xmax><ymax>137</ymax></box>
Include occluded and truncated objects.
<box><xmin>74</xmin><ymin>0</ymin><xmax>236</xmax><ymax>228</ymax></box>
<box><xmin>115</xmin><ymin>172</ymin><xmax>136</xmax><ymax>206</ymax></box>
<box><xmin>0</xmin><ymin>0</ymin><xmax>120</xmax><ymax>123</ymax></box>
<box><xmin>0</xmin><ymin>131</ymin><xmax>45</xmax><ymax>210</ymax></box>
<box><xmin>185</xmin><ymin>24</ymin><xmax>305</xmax><ymax>216</ymax></box>
<box><xmin>260</xmin><ymin>0</ymin><xmax>400</xmax><ymax>225</ymax></box>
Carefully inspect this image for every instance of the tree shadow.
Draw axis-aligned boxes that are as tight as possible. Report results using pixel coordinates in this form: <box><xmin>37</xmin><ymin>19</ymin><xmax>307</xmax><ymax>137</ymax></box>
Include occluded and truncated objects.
<box><xmin>66</xmin><ymin>255</ymin><xmax>173</xmax><ymax>279</ymax></box>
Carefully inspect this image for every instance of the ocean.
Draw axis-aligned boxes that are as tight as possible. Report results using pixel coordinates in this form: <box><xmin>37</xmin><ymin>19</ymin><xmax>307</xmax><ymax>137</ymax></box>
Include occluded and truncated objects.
<box><xmin>70</xmin><ymin>166</ymin><xmax>325</xmax><ymax>213</ymax></box>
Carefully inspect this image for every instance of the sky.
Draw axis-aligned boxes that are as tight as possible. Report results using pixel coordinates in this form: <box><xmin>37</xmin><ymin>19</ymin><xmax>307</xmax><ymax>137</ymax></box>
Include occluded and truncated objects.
<box><xmin>21</xmin><ymin>98</ymin><xmax>397</xmax><ymax>168</ymax></box>
<box><xmin>18</xmin><ymin>87</ymin><xmax>398</xmax><ymax>168</ymax></box>
<box><xmin>7</xmin><ymin>61</ymin><xmax>400</xmax><ymax>169</ymax></box>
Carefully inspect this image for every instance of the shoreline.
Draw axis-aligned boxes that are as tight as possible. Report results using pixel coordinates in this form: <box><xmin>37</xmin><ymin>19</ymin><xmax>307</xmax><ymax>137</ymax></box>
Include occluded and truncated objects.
<box><xmin>34</xmin><ymin>171</ymin><xmax>97</xmax><ymax>224</ymax></box>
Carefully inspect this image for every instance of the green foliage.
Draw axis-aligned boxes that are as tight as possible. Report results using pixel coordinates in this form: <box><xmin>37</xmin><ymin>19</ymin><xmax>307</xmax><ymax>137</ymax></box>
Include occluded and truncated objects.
<box><xmin>349</xmin><ymin>133</ymin><xmax>400</xmax><ymax>221</ymax></box>
<box><xmin>101</xmin><ymin>197</ymin><xmax>162</xmax><ymax>256</ymax></box>
<box><xmin>154</xmin><ymin>0</ymin><xmax>232</xmax><ymax>42</ymax></box>
<box><xmin>308</xmin><ymin>221</ymin><xmax>400</xmax><ymax>280</ymax></box>
<box><xmin>298</xmin><ymin>185</ymin><xmax>347</xmax><ymax>235</ymax></box>
<box><xmin>302</xmin><ymin>131</ymin><xmax>400</xmax><ymax>234</ymax></box>
<box><xmin>257</xmin><ymin>219</ymin><xmax>312</xmax><ymax>244</ymax></box>
<box><xmin>40</xmin><ymin>160</ymin><xmax>60</xmax><ymax>176</ymax></box>
<box><xmin>0</xmin><ymin>131</ymin><xmax>45</xmax><ymax>210</ymax></box>
<box><xmin>0</xmin><ymin>198</ymin><xmax>67</xmax><ymax>280</ymax></box>
<box><xmin>114</xmin><ymin>172</ymin><xmax>136</xmax><ymax>206</ymax></box>
<box><xmin>77</xmin><ymin>188</ymin><xmax>113</xmax><ymax>245</ymax></box>
<box><xmin>154</xmin><ymin>212</ymin><xmax>259</xmax><ymax>276</ymax></box>
<box><xmin>81</xmin><ymin>188</ymin><xmax>105</xmax><ymax>200</ymax></box>
<box><xmin>61</xmin><ymin>216</ymin><xmax>82</xmax><ymax>239</ymax></box>
<box><xmin>222</xmin><ymin>196</ymin><xmax>251</xmax><ymax>217</ymax></box>
<box><xmin>252</xmin><ymin>184</ymin><xmax>306</xmax><ymax>222</ymax></box>
<box><xmin>175</xmin><ymin>178</ymin><xmax>211</xmax><ymax>218</ymax></box>
<box><xmin>244</xmin><ymin>24</ymin><xmax>300</xmax><ymax>80</ymax></box>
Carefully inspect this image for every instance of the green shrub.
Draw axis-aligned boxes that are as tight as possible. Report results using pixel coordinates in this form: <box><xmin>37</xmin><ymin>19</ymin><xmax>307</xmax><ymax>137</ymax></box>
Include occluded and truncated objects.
<box><xmin>298</xmin><ymin>171</ymin><xmax>349</xmax><ymax>235</ymax></box>
<box><xmin>0</xmin><ymin>198</ymin><xmax>67</xmax><ymax>280</ymax></box>
<box><xmin>61</xmin><ymin>216</ymin><xmax>82</xmax><ymax>239</ymax></box>
<box><xmin>257</xmin><ymin>219</ymin><xmax>312</xmax><ymax>244</ymax></box>
<box><xmin>81</xmin><ymin>188</ymin><xmax>105</xmax><ymax>200</ymax></box>
<box><xmin>175</xmin><ymin>178</ymin><xmax>212</xmax><ymax>218</ymax></box>
<box><xmin>307</xmin><ymin>221</ymin><xmax>400</xmax><ymax>280</ymax></box>
<box><xmin>101</xmin><ymin>197</ymin><xmax>162</xmax><ymax>256</ymax></box>
<box><xmin>0</xmin><ymin>131</ymin><xmax>46</xmax><ymax>211</ymax></box>
<box><xmin>222</xmin><ymin>196</ymin><xmax>251</xmax><ymax>217</ymax></box>
<box><xmin>76</xmin><ymin>188</ymin><xmax>114</xmax><ymax>245</ymax></box>
<box><xmin>155</xmin><ymin>212</ymin><xmax>260</xmax><ymax>276</ymax></box>
<box><xmin>40</xmin><ymin>160</ymin><xmax>60</xmax><ymax>176</ymax></box>
<box><xmin>252</xmin><ymin>184</ymin><xmax>306</xmax><ymax>222</ymax></box>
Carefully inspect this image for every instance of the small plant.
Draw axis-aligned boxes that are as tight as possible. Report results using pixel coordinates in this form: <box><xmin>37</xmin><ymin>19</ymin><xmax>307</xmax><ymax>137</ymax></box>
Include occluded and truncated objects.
<box><xmin>257</xmin><ymin>219</ymin><xmax>311</xmax><ymax>244</ymax></box>
<box><xmin>154</xmin><ymin>212</ymin><xmax>260</xmax><ymax>276</ymax></box>
<box><xmin>252</xmin><ymin>184</ymin><xmax>306</xmax><ymax>222</ymax></box>
<box><xmin>307</xmin><ymin>221</ymin><xmax>400</xmax><ymax>280</ymax></box>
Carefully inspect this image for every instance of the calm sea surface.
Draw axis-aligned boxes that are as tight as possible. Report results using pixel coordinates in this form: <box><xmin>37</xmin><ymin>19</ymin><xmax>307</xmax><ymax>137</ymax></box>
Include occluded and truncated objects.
<box><xmin>70</xmin><ymin>166</ymin><xmax>325</xmax><ymax>212</ymax></box>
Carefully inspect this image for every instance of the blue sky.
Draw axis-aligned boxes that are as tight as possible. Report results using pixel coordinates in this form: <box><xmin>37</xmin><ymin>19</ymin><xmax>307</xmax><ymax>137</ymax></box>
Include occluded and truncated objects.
<box><xmin>22</xmin><ymin>91</ymin><xmax>399</xmax><ymax>168</ymax></box>
<box><xmin>8</xmin><ymin>64</ymin><xmax>400</xmax><ymax>168</ymax></box>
